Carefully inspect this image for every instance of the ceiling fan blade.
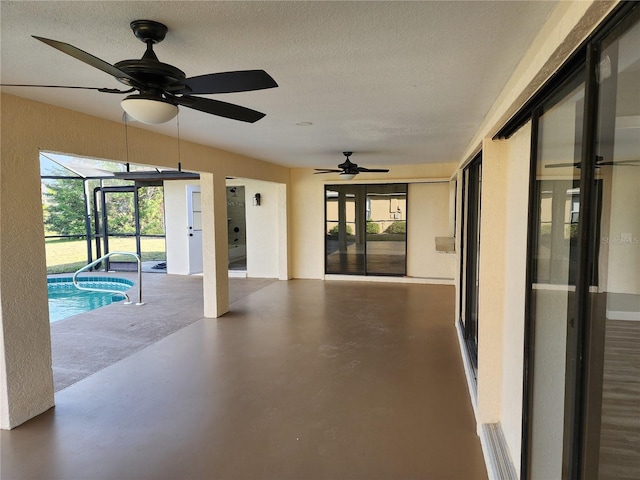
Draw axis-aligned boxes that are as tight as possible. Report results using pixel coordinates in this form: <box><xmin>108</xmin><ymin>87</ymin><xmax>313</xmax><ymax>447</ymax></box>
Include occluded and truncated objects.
<box><xmin>174</xmin><ymin>96</ymin><xmax>266</xmax><ymax>123</ymax></box>
<box><xmin>32</xmin><ymin>36</ymin><xmax>142</xmax><ymax>87</ymax></box>
<box><xmin>545</xmin><ymin>162</ymin><xmax>579</xmax><ymax>168</ymax></box>
<box><xmin>357</xmin><ymin>167</ymin><xmax>390</xmax><ymax>173</ymax></box>
<box><xmin>180</xmin><ymin>70</ymin><xmax>278</xmax><ymax>95</ymax></box>
<box><xmin>597</xmin><ymin>159</ymin><xmax>640</xmax><ymax>166</ymax></box>
<box><xmin>0</xmin><ymin>83</ymin><xmax>134</xmax><ymax>94</ymax></box>
<box><xmin>601</xmin><ymin>163</ymin><xmax>640</xmax><ymax>167</ymax></box>
<box><xmin>314</xmin><ymin>169</ymin><xmax>342</xmax><ymax>173</ymax></box>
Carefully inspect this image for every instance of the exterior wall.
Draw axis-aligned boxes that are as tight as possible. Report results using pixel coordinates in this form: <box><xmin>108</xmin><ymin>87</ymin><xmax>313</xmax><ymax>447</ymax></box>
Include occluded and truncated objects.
<box><xmin>291</xmin><ymin>164</ymin><xmax>456</xmax><ymax>280</ymax></box>
<box><xmin>164</xmin><ymin>180</ymin><xmax>200</xmax><ymax>276</ymax></box>
<box><xmin>452</xmin><ymin>1</ymin><xmax>620</xmax><ymax>476</ymax></box>
<box><xmin>499</xmin><ymin>122</ymin><xmax>532</xmax><ymax>467</ymax></box>
<box><xmin>0</xmin><ymin>93</ymin><xmax>290</xmax><ymax>429</ymax></box>
<box><xmin>227</xmin><ymin>178</ymin><xmax>284</xmax><ymax>279</ymax></box>
<box><xmin>406</xmin><ymin>183</ymin><xmax>456</xmax><ymax>281</ymax></box>
<box><xmin>0</xmin><ymin>102</ymin><xmax>55</xmax><ymax>428</ymax></box>
<box><xmin>290</xmin><ymin>168</ymin><xmax>327</xmax><ymax>279</ymax></box>
<box><xmin>477</xmin><ymin>138</ymin><xmax>509</xmax><ymax>426</ymax></box>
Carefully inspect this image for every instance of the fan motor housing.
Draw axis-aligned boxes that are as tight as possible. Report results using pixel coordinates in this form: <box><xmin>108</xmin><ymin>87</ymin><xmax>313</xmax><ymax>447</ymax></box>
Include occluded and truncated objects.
<box><xmin>114</xmin><ymin>60</ymin><xmax>186</xmax><ymax>88</ymax></box>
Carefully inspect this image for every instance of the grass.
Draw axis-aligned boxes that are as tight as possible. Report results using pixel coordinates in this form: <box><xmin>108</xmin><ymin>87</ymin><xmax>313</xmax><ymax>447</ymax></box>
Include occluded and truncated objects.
<box><xmin>45</xmin><ymin>237</ymin><xmax>166</xmax><ymax>274</ymax></box>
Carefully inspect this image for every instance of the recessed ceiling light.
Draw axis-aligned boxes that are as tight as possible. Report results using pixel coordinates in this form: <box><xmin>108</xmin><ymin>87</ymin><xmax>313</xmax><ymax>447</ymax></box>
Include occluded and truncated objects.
<box><xmin>295</xmin><ymin>121</ymin><xmax>313</xmax><ymax>126</ymax></box>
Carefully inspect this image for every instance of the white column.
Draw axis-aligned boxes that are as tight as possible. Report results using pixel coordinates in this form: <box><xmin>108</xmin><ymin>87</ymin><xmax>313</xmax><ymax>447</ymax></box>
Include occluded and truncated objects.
<box><xmin>200</xmin><ymin>172</ymin><xmax>229</xmax><ymax>318</ymax></box>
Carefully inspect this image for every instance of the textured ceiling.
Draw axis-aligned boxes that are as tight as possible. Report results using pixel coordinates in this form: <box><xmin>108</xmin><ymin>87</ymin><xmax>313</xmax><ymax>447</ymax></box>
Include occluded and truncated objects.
<box><xmin>1</xmin><ymin>1</ymin><xmax>556</xmax><ymax>169</ymax></box>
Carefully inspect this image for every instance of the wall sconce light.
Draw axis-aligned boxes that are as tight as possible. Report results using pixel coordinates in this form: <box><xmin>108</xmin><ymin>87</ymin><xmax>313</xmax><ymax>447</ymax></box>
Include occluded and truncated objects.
<box><xmin>253</xmin><ymin>193</ymin><xmax>261</xmax><ymax>206</ymax></box>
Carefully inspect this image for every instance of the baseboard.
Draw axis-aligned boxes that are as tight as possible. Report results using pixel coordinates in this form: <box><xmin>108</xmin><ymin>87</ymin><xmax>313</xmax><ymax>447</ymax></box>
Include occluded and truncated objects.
<box><xmin>228</xmin><ymin>270</ymin><xmax>247</xmax><ymax>278</ymax></box>
<box><xmin>324</xmin><ymin>274</ymin><xmax>454</xmax><ymax>285</ymax></box>
<box><xmin>480</xmin><ymin>423</ymin><xmax>519</xmax><ymax>480</ymax></box>
<box><xmin>455</xmin><ymin>320</ymin><xmax>478</xmax><ymax>417</ymax></box>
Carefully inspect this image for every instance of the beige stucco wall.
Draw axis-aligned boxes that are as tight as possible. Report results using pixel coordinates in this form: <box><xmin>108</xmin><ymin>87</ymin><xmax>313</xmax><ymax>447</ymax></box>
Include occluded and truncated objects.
<box><xmin>0</xmin><ymin>93</ymin><xmax>290</xmax><ymax>429</ymax></box>
<box><xmin>1</xmin><ymin>97</ymin><xmax>55</xmax><ymax>428</ymax></box>
<box><xmin>291</xmin><ymin>164</ymin><xmax>456</xmax><ymax>280</ymax></box>
<box><xmin>499</xmin><ymin>122</ymin><xmax>532</xmax><ymax>467</ymax></box>
<box><xmin>406</xmin><ymin>182</ymin><xmax>456</xmax><ymax>281</ymax></box>
<box><xmin>477</xmin><ymin>138</ymin><xmax>509</xmax><ymax>426</ymax></box>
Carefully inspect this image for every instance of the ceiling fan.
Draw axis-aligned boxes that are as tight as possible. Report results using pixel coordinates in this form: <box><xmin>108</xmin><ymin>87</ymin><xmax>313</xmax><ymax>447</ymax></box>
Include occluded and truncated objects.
<box><xmin>545</xmin><ymin>156</ymin><xmax>640</xmax><ymax>169</ymax></box>
<box><xmin>1</xmin><ymin>20</ymin><xmax>277</xmax><ymax>124</ymax></box>
<box><xmin>314</xmin><ymin>152</ymin><xmax>390</xmax><ymax>180</ymax></box>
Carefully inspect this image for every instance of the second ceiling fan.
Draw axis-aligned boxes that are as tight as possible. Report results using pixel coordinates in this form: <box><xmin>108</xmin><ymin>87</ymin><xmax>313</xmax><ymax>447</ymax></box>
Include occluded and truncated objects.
<box><xmin>314</xmin><ymin>152</ymin><xmax>389</xmax><ymax>180</ymax></box>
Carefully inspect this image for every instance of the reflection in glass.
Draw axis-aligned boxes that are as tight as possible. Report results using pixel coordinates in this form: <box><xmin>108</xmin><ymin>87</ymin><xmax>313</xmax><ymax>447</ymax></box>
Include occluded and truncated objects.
<box><xmin>590</xmin><ymin>17</ymin><xmax>640</xmax><ymax>480</ymax></box>
<box><xmin>366</xmin><ymin>184</ymin><xmax>407</xmax><ymax>275</ymax></box>
<box><xmin>227</xmin><ymin>186</ymin><xmax>247</xmax><ymax>271</ymax></box>
<box><xmin>325</xmin><ymin>184</ymin><xmax>407</xmax><ymax>276</ymax></box>
<box><xmin>528</xmin><ymin>77</ymin><xmax>584</xmax><ymax>480</ymax></box>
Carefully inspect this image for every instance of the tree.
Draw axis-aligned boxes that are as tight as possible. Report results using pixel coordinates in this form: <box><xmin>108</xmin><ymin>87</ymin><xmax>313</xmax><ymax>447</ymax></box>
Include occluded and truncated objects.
<box><xmin>105</xmin><ymin>191</ymin><xmax>135</xmax><ymax>234</ymax></box>
<box><xmin>43</xmin><ymin>179</ymin><xmax>87</xmax><ymax>236</ymax></box>
<box><xmin>138</xmin><ymin>186</ymin><xmax>165</xmax><ymax>235</ymax></box>
<box><xmin>44</xmin><ymin>179</ymin><xmax>165</xmax><ymax>237</ymax></box>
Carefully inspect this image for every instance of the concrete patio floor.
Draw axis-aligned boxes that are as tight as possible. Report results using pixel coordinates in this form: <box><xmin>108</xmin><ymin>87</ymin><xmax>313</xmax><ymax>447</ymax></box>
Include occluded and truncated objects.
<box><xmin>50</xmin><ymin>272</ymin><xmax>278</xmax><ymax>391</ymax></box>
<box><xmin>5</xmin><ymin>279</ymin><xmax>486</xmax><ymax>479</ymax></box>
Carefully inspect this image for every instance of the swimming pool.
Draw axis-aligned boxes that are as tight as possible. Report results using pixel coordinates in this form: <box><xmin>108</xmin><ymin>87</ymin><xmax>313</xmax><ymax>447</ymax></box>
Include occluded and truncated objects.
<box><xmin>47</xmin><ymin>277</ymin><xmax>134</xmax><ymax>323</ymax></box>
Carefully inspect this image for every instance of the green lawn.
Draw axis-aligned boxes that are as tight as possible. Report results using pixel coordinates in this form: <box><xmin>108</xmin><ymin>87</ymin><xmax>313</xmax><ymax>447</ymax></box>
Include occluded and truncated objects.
<box><xmin>45</xmin><ymin>237</ymin><xmax>166</xmax><ymax>274</ymax></box>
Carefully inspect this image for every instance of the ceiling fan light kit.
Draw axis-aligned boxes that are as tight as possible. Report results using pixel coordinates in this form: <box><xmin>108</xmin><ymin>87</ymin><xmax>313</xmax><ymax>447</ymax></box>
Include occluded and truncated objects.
<box><xmin>339</xmin><ymin>172</ymin><xmax>357</xmax><ymax>180</ymax></box>
<box><xmin>7</xmin><ymin>19</ymin><xmax>277</xmax><ymax>124</ymax></box>
<box><xmin>121</xmin><ymin>94</ymin><xmax>178</xmax><ymax>124</ymax></box>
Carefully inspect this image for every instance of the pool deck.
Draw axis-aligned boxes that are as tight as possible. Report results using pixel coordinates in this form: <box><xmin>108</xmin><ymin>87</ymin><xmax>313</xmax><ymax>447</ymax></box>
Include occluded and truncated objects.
<box><xmin>50</xmin><ymin>272</ymin><xmax>277</xmax><ymax>391</ymax></box>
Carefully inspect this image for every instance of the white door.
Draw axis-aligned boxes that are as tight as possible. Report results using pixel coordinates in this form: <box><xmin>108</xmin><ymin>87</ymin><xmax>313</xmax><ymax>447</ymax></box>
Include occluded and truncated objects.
<box><xmin>186</xmin><ymin>185</ymin><xmax>203</xmax><ymax>274</ymax></box>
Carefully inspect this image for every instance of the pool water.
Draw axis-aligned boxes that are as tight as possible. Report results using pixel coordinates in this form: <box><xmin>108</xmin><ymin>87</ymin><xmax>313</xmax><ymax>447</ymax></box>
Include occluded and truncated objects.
<box><xmin>48</xmin><ymin>277</ymin><xmax>134</xmax><ymax>323</ymax></box>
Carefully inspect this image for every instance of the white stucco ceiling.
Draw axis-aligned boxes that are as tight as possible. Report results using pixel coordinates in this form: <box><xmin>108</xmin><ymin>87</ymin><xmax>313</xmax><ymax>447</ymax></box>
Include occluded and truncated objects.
<box><xmin>1</xmin><ymin>1</ymin><xmax>557</xmax><ymax>169</ymax></box>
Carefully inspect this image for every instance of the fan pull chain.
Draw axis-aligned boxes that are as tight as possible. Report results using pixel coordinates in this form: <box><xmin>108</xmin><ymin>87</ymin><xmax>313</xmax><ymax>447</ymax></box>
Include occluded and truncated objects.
<box><xmin>176</xmin><ymin>112</ymin><xmax>182</xmax><ymax>168</ymax></box>
<box><xmin>124</xmin><ymin>113</ymin><xmax>130</xmax><ymax>165</ymax></box>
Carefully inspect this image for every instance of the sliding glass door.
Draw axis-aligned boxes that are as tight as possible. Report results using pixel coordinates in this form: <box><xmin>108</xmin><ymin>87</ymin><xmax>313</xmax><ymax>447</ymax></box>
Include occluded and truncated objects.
<box><xmin>460</xmin><ymin>154</ymin><xmax>482</xmax><ymax>373</ymax></box>
<box><xmin>581</xmin><ymin>14</ymin><xmax>640</xmax><ymax>479</ymax></box>
<box><xmin>325</xmin><ymin>184</ymin><xmax>407</xmax><ymax>276</ymax></box>
<box><xmin>526</xmin><ymin>72</ymin><xmax>585</xmax><ymax>480</ymax></box>
<box><xmin>366</xmin><ymin>184</ymin><xmax>407</xmax><ymax>275</ymax></box>
<box><xmin>524</xmin><ymin>6</ymin><xmax>639</xmax><ymax>479</ymax></box>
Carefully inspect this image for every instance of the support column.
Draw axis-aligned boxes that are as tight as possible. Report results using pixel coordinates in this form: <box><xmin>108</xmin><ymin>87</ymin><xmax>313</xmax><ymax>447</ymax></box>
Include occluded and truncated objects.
<box><xmin>1</xmin><ymin>147</ymin><xmax>54</xmax><ymax>429</ymax></box>
<box><xmin>477</xmin><ymin>137</ymin><xmax>509</xmax><ymax>427</ymax></box>
<box><xmin>200</xmin><ymin>172</ymin><xmax>229</xmax><ymax>318</ymax></box>
<box><xmin>277</xmin><ymin>183</ymin><xmax>290</xmax><ymax>280</ymax></box>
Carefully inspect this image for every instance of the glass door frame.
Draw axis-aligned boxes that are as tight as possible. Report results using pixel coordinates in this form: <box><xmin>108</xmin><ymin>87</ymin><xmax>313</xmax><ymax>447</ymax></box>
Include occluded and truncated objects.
<box><xmin>459</xmin><ymin>153</ymin><xmax>482</xmax><ymax>373</ymax></box>
<box><xmin>521</xmin><ymin>3</ymin><xmax>640</xmax><ymax>478</ymax></box>
<box><xmin>324</xmin><ymin>183</ymin><xmax>408</xmax><ymax>277</ymax></box>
